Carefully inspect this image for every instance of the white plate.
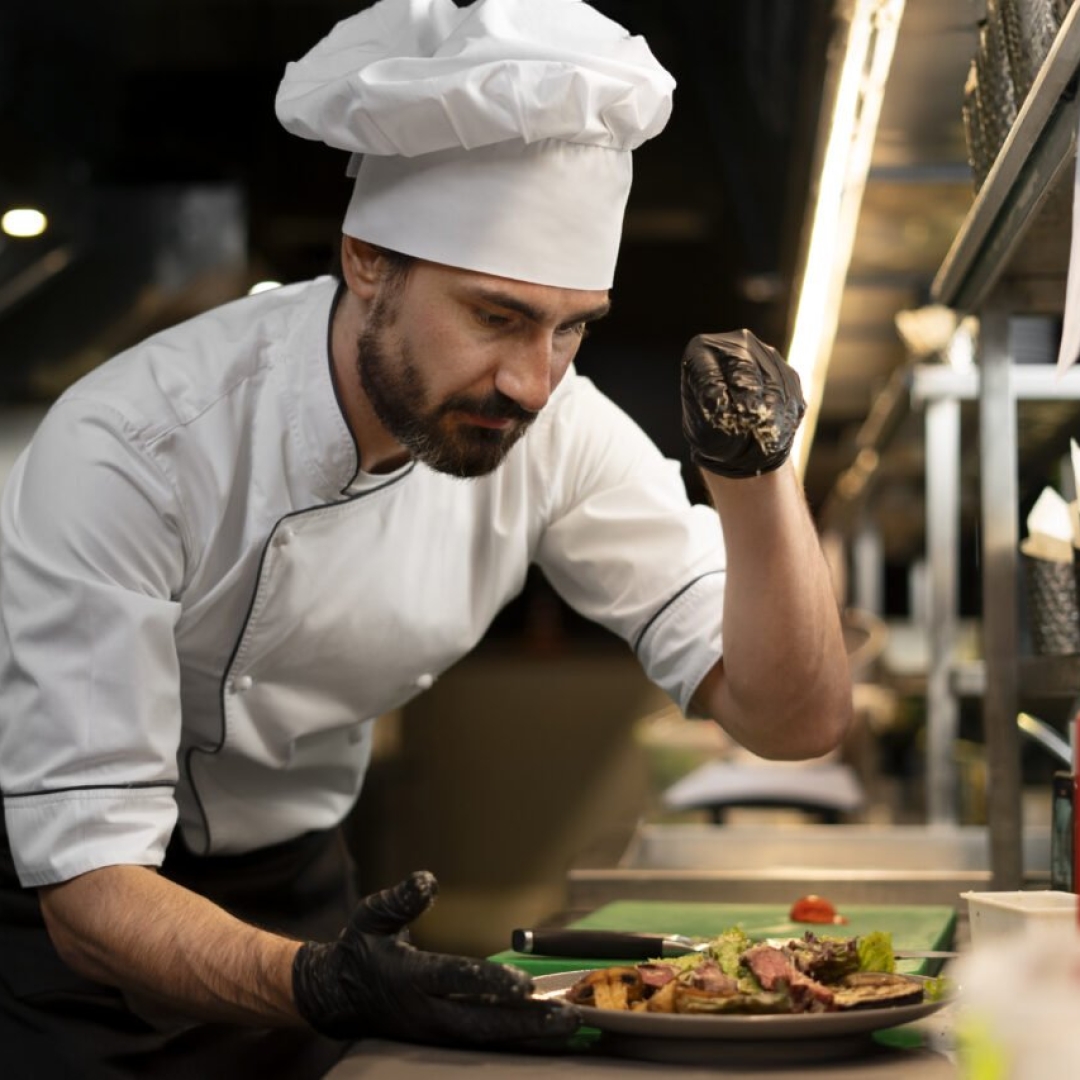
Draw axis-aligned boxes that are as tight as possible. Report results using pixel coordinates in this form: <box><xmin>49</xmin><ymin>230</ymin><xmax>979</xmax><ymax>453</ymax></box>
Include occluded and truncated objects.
<box><xmin>532</xmin><ymin>969</ymin><xmax>949</xmax><ymax>1043</ymax></box>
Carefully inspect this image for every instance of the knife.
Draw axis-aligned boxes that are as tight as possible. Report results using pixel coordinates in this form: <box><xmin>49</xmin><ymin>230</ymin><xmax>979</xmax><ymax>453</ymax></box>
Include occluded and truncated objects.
<box><xmin>510</xmin><ymin>928</ymin><xmax>957</xmax><ymax>962</ymax></box>
<box><xmin>512</xmin><ymin>928</ymin><xmax>708</xmax><ymax>959</ymax></box>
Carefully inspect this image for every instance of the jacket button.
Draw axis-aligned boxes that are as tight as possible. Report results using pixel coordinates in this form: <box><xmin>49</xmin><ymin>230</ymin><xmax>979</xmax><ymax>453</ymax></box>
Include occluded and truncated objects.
<box><xmin>233</xmin><ymin>675</ymin><xmax>253</xmax><ymax>692</ymax></box>
<box><xmin>276</xmin><ymin>527</ymin><xmax>295</xmax><ymax>546</ymax></box>
<box><xmin>415</xmin><ymin>673</ymin><xmax>435</xmax><ymax>690</ymax></box>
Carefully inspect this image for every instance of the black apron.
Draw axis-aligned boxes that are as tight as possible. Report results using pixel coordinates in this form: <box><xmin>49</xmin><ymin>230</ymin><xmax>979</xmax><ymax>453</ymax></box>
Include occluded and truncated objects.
<box><xmin>0</xmin><ymin>814</ymin><xmax>357</xmax><ymax>1080</ymax></box>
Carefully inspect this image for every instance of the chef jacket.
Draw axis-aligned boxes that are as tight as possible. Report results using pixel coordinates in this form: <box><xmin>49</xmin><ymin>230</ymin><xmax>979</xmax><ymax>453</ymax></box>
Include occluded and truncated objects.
<box><xmin>0</xmin><ymin>276</ymin><xmax>725</xmax><ymax>888</ymax></box>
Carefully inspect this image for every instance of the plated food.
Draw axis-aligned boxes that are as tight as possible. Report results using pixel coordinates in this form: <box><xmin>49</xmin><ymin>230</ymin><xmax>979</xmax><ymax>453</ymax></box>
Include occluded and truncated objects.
<box><xmin>562</xmin><ymin>929</ymin><xmax>927</xmax><ymax>1016</ymax></box>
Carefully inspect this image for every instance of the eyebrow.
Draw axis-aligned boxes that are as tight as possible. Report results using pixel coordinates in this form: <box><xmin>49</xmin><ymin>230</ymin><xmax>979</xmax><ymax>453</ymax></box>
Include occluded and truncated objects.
<box><xmin>472</xmin><ymin>287</ymin><xmax>612</xmax><ymax>327</ymax></box>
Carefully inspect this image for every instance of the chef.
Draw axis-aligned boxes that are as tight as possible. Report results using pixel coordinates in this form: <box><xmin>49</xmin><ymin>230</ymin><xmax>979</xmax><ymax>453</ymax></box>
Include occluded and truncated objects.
<box><xmin>0</xmin><ymin>0</ymin><xmax>852</xmax><ymax>1076</ymax></box>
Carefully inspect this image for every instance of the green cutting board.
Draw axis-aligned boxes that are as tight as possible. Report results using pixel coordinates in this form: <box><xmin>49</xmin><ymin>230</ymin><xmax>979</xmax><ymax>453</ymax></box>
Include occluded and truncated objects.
<box><xmin>489</xmin><ymin>899</ymin><xmax>957</xmax><ymax>977</ymax></box>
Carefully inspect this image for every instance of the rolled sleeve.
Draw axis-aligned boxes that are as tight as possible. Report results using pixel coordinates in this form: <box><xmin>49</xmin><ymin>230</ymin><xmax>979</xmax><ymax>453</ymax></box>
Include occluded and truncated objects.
<box><xmin>631</xmin><ymin>567</ymin><xmax>724</xmax><ymax>713</ymax></box>
<box><xmin>5</xmin><ymin>788</ymin><xmax>178</xmax><ymax>887</ymax></box>
<box><xmin>0</xmin><ymin>400</ymin><xmax>186</xmax><ymax>886</ymax></box>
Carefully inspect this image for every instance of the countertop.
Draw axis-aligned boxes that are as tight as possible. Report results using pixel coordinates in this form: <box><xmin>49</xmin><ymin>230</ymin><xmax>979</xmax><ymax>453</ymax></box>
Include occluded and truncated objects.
<box><xmin>324</xmin><ymin>1006</ymin><xmax>958</xmax><ymax>1079</ymax></box>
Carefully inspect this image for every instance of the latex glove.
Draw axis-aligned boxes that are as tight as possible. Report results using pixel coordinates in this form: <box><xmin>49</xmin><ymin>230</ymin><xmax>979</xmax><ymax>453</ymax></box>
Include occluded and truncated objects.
<box><xmin>292</xmin><ymin>870</ymin><xmax>578</xmax><ymax>1047</ymax></box>
<box><xmin>681</xmin><ymin>329</ymin><xmax>805</xmax><ymax>478</ymax></box>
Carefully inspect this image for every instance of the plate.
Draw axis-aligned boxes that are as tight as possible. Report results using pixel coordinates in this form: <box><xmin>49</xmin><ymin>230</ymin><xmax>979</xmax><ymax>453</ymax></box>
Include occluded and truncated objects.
<box><xmin>531</xmin><ymin>970</ymin><xmax>951</xmax><ymax>1064</ymax></box>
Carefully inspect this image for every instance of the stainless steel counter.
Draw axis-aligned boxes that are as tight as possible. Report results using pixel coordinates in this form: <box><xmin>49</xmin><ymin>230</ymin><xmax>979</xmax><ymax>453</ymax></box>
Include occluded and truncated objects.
<box><xmin>324</xmin><ymin>1006</ymin><xmax>958</xmax><ymax>1078</ymax></box>
<box><xmin>325</xmin><ymin>1039</ymin><xmax>956</xmax><ymax>1078</ymax></box>
<box><xmin>567</xmin><ymin>822</ymin><xmax>1050</xmax><ymax>909</ymax></box>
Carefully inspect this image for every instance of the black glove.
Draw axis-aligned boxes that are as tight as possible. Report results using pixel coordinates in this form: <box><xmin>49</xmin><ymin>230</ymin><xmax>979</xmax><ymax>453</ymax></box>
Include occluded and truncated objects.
<box><xmin>680</xmin><ymin>329</ymin><xmax>805</xmax><ymax>478</ymax></box>
<box><xmin>292</xmin><ymin>870</ymin><xmax>578</xmax><ymax>1047</ymax></box>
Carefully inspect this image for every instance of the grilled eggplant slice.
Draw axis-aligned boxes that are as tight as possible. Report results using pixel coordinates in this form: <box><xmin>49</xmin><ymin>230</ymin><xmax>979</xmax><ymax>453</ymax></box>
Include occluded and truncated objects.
<box><xmin>831</xmin><ymin>972</ymin><xmax>924</xmax><ymax>1011</ymax></box>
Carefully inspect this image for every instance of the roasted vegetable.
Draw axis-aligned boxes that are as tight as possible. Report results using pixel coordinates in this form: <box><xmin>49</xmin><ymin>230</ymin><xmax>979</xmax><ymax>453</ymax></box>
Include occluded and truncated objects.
<box><xmin>564</xmin><ymin>966</ymin><xmax>645</xmax><ymax>1011</ymax></box>
<box><xmin>831</xmin><ymin>972</ymin><xmax>924</xmax><ymax>1010</ymax></box>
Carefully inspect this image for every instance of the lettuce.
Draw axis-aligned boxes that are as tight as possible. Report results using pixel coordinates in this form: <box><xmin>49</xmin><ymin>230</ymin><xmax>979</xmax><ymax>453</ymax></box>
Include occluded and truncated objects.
<box><xmin>707</xmin><ymin>928</ymin><xmax>752</xmax><ymax>979</ymax></box>
<box><xmin>788</xmin><ymin>932</ymin><xmax>860</xmax><ymax>982</ymax></box>
<box><xmin>856</xmin><ymin>930</ymin><xmax>896</xmax><ymax>973</ymax></box>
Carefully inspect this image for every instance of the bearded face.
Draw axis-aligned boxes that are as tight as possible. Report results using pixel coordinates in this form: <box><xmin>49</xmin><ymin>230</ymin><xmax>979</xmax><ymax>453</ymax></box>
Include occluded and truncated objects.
<box><xmin>356</xmin><ymin>284</ymin><xmax>537</xmax><ymax>478</ymax></box>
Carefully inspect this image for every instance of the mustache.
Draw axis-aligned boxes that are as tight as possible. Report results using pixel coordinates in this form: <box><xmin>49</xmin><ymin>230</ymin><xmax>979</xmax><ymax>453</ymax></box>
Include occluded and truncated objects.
<box><xmin>439</xmin><ymin>391</ymin><xmax>537</xmax><ymax>424</ymax></box>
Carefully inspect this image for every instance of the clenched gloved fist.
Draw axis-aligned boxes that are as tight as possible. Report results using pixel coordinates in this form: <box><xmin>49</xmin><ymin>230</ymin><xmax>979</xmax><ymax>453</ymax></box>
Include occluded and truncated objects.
<box><xmin>292</xmin><ymin>870</ymin><xmax>578</xmax><ymax>1047</ymax></box>
<box><xmin>681</xmin><ymin>329</ymin><xmax>805</xmax><ymax>478</ymax></box>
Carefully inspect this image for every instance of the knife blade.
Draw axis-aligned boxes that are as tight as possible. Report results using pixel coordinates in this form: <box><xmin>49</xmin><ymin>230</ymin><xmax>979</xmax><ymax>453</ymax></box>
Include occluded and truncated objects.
<box><xmin>510</xmin><ymin>928</ymin><xmax>958</xmax><ymax>962</ymax></box>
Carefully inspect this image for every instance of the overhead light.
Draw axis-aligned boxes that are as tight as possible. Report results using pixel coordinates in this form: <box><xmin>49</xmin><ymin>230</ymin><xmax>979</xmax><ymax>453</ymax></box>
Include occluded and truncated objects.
<box><xmin>1</xmin><ymin>207</ymin><xmax>49</xmax><ymax>239</ymax></box>
<box><xmin>248</xmin><ymin>280</ymin><xmax>282</xmax><ymax>295</ymax></box>
<box><xmin>787</xmin><ymin>0</ymin><xmax>906</xmax><ymax>477</ymax></box>
<box><xmin>894</xmin><ymin>304</ymin><xmax>959</xmax><ymax>358</ymax></box>
<box><xmin>738</xmin><ymin>271</ymin><xmax>785</xmax><ymax>304</ymax></box>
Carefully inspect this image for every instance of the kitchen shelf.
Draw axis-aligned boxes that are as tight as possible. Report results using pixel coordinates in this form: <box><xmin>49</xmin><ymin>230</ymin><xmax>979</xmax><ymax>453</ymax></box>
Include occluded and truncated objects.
<box><xmin>950</xmin><ymin>655</ymin><xmax>1080</xmax><ymax>700</ymax></box>
<box><xmin>822</xmin><ymin>363</ymin><xmax>1080</xmax><ymax>541</ymax></box>
<box><xmin>927</xmin><ymin>3</ymin><xmax>1080</xmax><ymax>891</ymax></box>
<box><xmin>933</xmin><ymin>3</ymin><xmax>1080</xmax><ymax>313</ymax></box>
<box><xmin>882</xmin><ymin>657</ymin><xmax>1080</xmax><ymax>704</ymax></box>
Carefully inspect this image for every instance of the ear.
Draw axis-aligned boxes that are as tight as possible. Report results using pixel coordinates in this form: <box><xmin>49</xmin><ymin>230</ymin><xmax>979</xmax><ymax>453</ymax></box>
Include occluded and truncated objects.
<box><xmin>341</xmin><ymin>236</ymin><xmax>386</xmax><ymax>300</ymax></box>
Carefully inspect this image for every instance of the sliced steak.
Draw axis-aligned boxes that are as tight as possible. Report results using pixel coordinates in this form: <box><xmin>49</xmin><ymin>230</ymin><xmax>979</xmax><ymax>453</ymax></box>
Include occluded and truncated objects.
<box><xmin>638</xmin><ymin>962</ymin><xmax>679</xmax><ymax>988</ymax></box>
<box><xmin>742</xmin><ymin>944</ymin><xmax>834</xmax><ymax>1010</ymax></box>
<box><xmin>684</xmin><ymin>959</ymin><xmax>738</xmax><ymax>996</ymax></box>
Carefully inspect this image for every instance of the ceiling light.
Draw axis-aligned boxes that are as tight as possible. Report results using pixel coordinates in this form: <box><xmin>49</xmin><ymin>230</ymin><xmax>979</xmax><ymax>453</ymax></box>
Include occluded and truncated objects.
<box><xmin>738</xmin><ymin>271</ymin><xmax>785</xmax><ymax>304</ymax></box>
<box><xmin>248</xmin><ymin>280</ymin><xmax>282</xmax><ymax>295</ymax></box>
<box><xmin>1</xmin><ymin>207</ymin><xmax>48</xmax><ymax>239</ymax></box>
<box><xmin>894</xmin><ymin>304</ymin><xmax>959</xmax><ymax>358</ymax></box>
<box><xmin>787</xmin><ymin>0</ymin><xmax>906</xmax><ymax>477</ymax></box>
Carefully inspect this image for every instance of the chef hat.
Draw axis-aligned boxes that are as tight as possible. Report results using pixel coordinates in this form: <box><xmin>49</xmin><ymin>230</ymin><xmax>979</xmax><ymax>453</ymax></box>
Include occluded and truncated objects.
<box><xmin>275</xmin><ymin>0</ymin><xmax>675</xmax><ymax>290</ymax></box>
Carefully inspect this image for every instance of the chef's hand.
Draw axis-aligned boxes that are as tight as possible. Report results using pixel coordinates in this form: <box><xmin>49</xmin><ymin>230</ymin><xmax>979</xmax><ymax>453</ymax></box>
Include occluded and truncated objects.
<box><xmin>681</xmin><ymin>329</ymin><xmax>805</xmax><ymax>478</ymax></box>
<box><xmin>292</xmin><ymin>870</ymin><xmax>579</xmax><ymax>1047</ymax></box>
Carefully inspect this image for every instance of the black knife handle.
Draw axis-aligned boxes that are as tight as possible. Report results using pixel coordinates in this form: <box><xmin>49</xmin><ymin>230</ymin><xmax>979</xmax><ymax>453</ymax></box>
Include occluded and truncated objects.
<box><xmin>511</xmin><ymin>928</ymin><xmax>666</xmax><ymax>959</ymax></box>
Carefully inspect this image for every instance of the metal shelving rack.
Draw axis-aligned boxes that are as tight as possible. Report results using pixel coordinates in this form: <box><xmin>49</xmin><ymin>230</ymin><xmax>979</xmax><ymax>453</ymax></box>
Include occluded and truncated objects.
<box><xmin>931</xmin><ymin>3</ymin><xmax>1080</xmax><ymax>889</ymax></box>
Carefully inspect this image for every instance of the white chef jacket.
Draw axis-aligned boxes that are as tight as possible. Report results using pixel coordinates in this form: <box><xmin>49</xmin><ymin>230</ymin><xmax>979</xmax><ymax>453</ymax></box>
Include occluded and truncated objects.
<box><xmin>0</xmin><ymin>276</ymin><xmax>725</xmax><ymax>887</ymax></box>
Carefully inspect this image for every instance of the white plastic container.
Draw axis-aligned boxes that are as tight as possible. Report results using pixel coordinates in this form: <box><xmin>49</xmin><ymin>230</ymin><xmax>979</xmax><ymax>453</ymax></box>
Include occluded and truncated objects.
<box><xmin>955</xmin><ymin>923</ymin><xmax>1080</xmax><ymax>1079</ymax></box>
<box><xmin>961</xmin><ymin>889</ymin><xmax>1077</xmax><ymax>945</ymax></box>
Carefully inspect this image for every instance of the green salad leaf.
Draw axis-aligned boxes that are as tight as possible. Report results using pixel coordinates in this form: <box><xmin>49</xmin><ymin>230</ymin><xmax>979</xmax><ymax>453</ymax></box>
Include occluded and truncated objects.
<box><xmin>856</xmin><ymin>930</ymin><xmax>896</xmax><ymax>973</ymax></box>
<box><xmin>708</xmin><ymin>928</ymin><xmax>752</xmax><ymax>978</ymax></box>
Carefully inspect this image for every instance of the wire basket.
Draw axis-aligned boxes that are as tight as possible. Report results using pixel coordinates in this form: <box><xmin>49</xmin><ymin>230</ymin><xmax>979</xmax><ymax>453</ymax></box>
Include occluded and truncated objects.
<box><xmin>1022</xmin><ymin>553</ymin><xmax>1080</xmax><ymax>655</ymax></box>
<box><xmin>975</xmin><ymin>16</ymin><xmax>1019</xmax><ymax>165</ymax></box>
<box><xmin>1000</xmin><ymin>0</ymin><xmax>1063</xmax><ymax>105</ymax></box>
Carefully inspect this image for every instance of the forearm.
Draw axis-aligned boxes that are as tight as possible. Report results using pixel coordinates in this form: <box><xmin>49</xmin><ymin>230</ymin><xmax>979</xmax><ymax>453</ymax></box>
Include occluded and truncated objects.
<box><xmin>39</xmin><ymin>864</ymin><xmax>304</xmax><ymax>1026</ymax></box>
<box><xmin>698</xmin><ymin>462</ymin><xmax>853</xmax><ymax>758</ymax></box>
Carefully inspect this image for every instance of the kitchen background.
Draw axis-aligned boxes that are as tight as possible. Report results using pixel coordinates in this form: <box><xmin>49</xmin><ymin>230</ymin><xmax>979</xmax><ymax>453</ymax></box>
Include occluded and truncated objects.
<box><xmin>2</xmin><ymin>0</ymin><xmax>1077</xmax><ymax>954</ymax></box>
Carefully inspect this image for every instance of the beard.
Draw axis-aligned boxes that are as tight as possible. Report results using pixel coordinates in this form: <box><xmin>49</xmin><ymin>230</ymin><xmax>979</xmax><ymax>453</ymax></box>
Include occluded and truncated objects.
<box><xmin>356</xmin><ymin>291</ymin><xmax>537</xmax><ymax>478</ymax></box>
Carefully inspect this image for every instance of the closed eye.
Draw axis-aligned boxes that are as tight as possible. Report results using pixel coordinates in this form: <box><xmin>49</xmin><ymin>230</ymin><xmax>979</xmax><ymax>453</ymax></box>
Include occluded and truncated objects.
<box><xmin>557</xmin><ymin>321</ymin><xmax>591</xmax><ymax>339</ymax></box>
<box><xmin>475</xmin><ymin>309</ymin><xmax>512</xmax><ymax>329</ymax></box>
<box><xmin>466</xmin><ymin>288</ymin><xmax>611</xmax><ymax>337</ymax></box>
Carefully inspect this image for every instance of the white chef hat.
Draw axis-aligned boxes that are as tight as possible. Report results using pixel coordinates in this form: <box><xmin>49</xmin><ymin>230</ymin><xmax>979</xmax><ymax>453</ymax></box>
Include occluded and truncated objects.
<box><xmin>275</xmin><ymin>0</ymin><xmax>675</xmax><ymax>290</ymax></box>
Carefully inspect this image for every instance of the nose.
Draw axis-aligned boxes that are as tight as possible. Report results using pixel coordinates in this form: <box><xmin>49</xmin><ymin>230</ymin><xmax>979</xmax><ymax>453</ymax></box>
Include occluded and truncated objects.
<box><xmin>493</xmin><ymin>334</ymin><xmax>557</xmax><ymax>414</ymax></box>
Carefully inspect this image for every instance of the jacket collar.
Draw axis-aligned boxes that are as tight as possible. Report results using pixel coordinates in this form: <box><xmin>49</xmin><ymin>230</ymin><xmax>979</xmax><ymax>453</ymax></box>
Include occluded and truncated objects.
<box><xmin>286</xmin><ymin>277</ymin><xmax>361</xmax><ymax>500</ymax></box>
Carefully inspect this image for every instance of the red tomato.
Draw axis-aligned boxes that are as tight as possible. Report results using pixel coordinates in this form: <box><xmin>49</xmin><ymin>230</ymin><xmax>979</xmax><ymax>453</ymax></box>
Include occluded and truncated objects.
<box><xmin>789</xmin><ymin>894</ymin><xmax>848</xmax><ymax>924</ymax></box>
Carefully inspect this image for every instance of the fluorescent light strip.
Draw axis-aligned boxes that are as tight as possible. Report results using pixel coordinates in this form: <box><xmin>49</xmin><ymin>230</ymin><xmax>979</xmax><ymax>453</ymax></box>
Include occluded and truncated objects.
<box><xmin>788</xmin><ymin>0</ymin><xmax>906</xmax><ymax>478</ymax></box>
